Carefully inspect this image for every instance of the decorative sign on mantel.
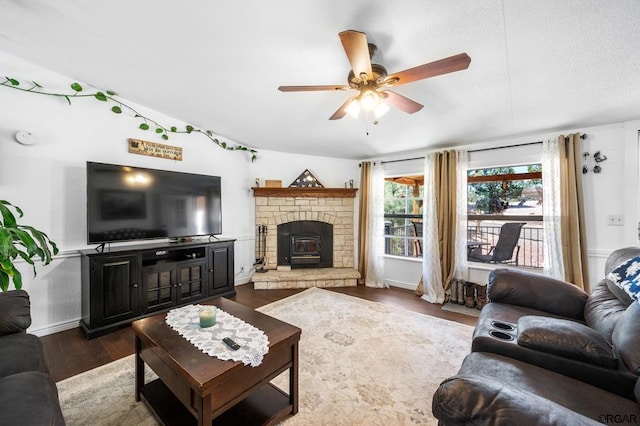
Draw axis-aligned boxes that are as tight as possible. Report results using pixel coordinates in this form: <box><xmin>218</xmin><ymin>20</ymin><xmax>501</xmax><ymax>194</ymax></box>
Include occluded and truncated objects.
<box><xmin>128</xmin><ymin>138</ymin><xmax>183</xmax><ymax>161</ymax></box>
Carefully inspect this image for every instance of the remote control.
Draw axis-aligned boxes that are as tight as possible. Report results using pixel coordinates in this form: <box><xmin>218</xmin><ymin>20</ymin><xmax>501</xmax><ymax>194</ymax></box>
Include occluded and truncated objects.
<box><xmin>222</xmin><ymin>337</ymin><xmax>240</xmax><ymax>350</ymax></box>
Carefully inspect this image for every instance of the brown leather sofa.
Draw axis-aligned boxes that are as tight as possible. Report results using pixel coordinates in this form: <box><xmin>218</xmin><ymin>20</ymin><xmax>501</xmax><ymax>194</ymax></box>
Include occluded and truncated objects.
<box><xmin>433</xmin><ymin>352</ymin><xmax>640</xmax><ymax>425</ymax></box>
<box><xmin>433</xmin><ymin>247</ymin><xmax>640</xmax><ymax>424</ymax></box>
<box><xmin>0</xmin><ymin>290</ymin><xmax>65</xmax><ymax>425</ymax></box>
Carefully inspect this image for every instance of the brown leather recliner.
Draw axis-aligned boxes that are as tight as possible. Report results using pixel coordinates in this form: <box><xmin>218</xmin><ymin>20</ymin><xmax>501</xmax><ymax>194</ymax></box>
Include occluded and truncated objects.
<box><xmin>433</xmin><ymin>247</ymin><xmax>640</xmax><ymax>424</ymax></box>
<box><xmin>470</xmin><ymin>247</ymin><xmax>640</xmax><ymax>399</ymax></box>
<box><xmin>433</xmin><ymin>352</ymin><xmax>640</xmax><ymax>425</ymax></box>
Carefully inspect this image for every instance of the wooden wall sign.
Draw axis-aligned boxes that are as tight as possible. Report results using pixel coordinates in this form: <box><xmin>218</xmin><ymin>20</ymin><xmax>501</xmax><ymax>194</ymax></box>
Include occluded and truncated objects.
<box><xmin>128</xmin><ymin>138</ymin><xmax>183</xmax><ymax>161</ymax></box>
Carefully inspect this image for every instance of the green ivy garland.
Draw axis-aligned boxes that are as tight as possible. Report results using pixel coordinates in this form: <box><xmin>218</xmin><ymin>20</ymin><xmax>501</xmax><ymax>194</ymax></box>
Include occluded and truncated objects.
<box><xmin>1</xmin><ymin>77</ymin><xmax>258</xmax><ymax>162</ymax></box>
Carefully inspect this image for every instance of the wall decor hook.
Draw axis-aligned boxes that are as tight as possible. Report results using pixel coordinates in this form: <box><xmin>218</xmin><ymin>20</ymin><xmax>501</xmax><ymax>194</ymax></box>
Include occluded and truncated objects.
<box><xmin>593</xmin><ymin>151</ymin><xmax>608</xmax><ymax>162</ymax></box>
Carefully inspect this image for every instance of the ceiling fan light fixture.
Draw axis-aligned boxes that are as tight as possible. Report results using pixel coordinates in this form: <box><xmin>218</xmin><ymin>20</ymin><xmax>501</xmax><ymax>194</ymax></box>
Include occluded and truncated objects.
<box><xmin>345</xmin><ymin>98</ymin><xmax>361</xmax><ymax>119</ymax></box>
<box><xmin>359</xmin><ymin>87</ymin><xmax>379</xmax><ymax>111</ymax></box>
<box><xmin>374</xmin><ymin>102</ymin><xmax>390</xmax><ymax>118</ymax></box>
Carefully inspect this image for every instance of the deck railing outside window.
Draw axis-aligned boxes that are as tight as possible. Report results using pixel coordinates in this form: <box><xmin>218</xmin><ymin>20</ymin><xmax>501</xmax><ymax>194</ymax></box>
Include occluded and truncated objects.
<box><xmin>467</xmin><ymin>221</ymin><xmax>543</xmax><ymax>268</ymax></box>
<box><xmin>384</xmin><ymin>220</ymin><xmax>544</xmax><ymax>269</ymax></box>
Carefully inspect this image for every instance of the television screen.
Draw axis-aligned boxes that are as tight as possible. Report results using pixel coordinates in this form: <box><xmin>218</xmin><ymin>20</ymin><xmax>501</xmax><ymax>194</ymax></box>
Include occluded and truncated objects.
<box><xmin>86</xmin><ymin>162</ymin><xmax>222</xmax><ymax>244</ymax></box>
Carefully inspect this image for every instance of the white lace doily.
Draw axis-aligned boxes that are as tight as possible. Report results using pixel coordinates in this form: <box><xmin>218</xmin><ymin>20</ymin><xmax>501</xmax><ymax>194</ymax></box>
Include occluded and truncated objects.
<box><xmin>165</xmin><ymin>304</ymin><xmax>269</xmax><ymax>367</ymax></box>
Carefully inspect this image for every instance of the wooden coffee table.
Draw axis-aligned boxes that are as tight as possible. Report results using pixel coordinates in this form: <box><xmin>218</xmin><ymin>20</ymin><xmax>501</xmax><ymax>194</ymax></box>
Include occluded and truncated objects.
<box><xmin>133</xmin><ymin>297</ymin><xmax>301</xmax><ymax>425</ymax></box>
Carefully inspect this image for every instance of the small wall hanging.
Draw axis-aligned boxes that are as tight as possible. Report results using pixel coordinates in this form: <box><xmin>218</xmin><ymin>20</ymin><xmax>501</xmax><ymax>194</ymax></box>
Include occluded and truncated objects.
<box><xmin>128</xmin><ymin>138</ymin><xmax>183</xmax><ymax>161</ymax></box>
<box><xmin>289</xmin><ymin>169</ymin><xmax>324</xmax><ymax>188</ymax></box>
<box><xmin>582</xmin><ymin>150</ymin><xmax>608</xmax><ymax>174</ymax></box>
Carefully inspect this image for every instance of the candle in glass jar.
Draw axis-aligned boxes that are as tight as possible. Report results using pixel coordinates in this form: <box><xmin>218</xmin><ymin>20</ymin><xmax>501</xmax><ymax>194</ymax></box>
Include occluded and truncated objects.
<box><xmin>199</xmin><ymin>307</ymin><xmax>217</xmax><ymax>328</ymax></box>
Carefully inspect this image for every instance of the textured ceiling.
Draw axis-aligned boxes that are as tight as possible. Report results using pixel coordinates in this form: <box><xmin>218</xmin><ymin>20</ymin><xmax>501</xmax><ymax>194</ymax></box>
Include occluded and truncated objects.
<box><xmin>1</xmin><ymin>0</ymin><xmax>639</xmax><ymax>159</ymax></box>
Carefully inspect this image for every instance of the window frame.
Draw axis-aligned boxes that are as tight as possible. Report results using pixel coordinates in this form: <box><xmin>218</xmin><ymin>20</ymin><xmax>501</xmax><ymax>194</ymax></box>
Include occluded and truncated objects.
<box><xmin>383</xmin><ymin>174</ymin><xmax>424</xmax><ymax>258</ymax></box>
<box><xmin>467</xmin><ymin>166</ymin><xmax>543</xmax><ymax>269</ymax></box>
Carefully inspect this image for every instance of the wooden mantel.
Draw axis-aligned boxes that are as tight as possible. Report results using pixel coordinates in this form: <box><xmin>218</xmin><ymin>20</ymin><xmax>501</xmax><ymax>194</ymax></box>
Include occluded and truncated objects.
<box><xmin>252</xmin><ymin>187</ymin><xmax>358</xmax><ymax>198</ymax></box>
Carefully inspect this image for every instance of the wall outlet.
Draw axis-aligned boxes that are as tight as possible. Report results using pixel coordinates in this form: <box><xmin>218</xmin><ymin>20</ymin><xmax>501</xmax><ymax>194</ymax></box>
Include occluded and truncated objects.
<box><xmin>607</xmin><ymin>215</ymin><xmax>624</xmax><ymax>226</ymax></box>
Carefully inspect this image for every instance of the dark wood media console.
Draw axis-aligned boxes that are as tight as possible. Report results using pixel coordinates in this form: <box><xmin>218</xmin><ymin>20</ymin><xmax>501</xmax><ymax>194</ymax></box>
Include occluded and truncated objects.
<box><xmin>80</xmin><ymin>239</ymin><xmax>235</xmax><ymax>339</ymax></box>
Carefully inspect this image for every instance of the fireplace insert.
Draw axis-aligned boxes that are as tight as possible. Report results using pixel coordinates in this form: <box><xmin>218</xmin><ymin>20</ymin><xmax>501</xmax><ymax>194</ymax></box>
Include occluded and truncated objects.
<box><xmin>277</xmin><ymin>220</ymin><xmax>333</xmax><ymax>268</ymax></box>
<box><xmin>290</xmin><ymin>235</ymin><xmax>321</xmax><ymax>266</ymax></box>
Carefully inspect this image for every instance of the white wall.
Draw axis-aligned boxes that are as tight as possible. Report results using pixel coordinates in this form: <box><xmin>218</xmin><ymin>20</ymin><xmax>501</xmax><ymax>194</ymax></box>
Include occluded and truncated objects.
<box><xmin>4</xmin><ymin>47</ymin><xmax>638</xmax><ymax>334</ymax></box>
<box><xmin>381</xmin><ymin>122</ymin><xmax>640</xmax><ymax>291</ymax></box>
<box><xmin>0</xmin><ymin>51</ymin><xmax>359</xmax><ymax>335</ymax></box>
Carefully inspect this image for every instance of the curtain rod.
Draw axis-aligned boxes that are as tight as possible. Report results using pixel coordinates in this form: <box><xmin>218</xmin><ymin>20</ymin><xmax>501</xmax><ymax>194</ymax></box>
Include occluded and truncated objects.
<box><xmin>470</xmin><ymin>133</ymin><xmax>585</xmax><ymax>153</ymax></box>
<box><xmin>379</xmin><ymin>134</ymin><xmax>587</xmax><ymax>164</ymax></box>
<box><xmin>381</xmin><ymin>135</ymin><xmax>564</xmax><ymax>164</ymax></box>
<box><xmin>381</xmin><ymin>156</ymin><xmax>424</xmax><ymax>165</ymax></box>
<box><xmin>379</xmin><ymin>142</ymin><xmax>543</xmax><ymax>164</ymax></box>
<box><xmin>469</xmin><ymin>140</ymin><xmax>542</xmax><ymax>153</ymax></box>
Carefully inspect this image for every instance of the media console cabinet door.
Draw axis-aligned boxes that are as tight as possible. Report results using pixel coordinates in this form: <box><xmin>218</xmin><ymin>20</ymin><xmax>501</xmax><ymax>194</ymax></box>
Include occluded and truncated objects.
<box><xmin>91</xmin><ymin>254</ymin><xmax>139</xmax><ymax>326</ymax></box>
<box><xmin>176</xmin><ymin>258</ymin><xmax>207</xmax><ymax>303</ymax></box>
<box><xmin>207</xmin><ymin>242</ymin><xmax>234</xmax><ymax>295</ymax></box>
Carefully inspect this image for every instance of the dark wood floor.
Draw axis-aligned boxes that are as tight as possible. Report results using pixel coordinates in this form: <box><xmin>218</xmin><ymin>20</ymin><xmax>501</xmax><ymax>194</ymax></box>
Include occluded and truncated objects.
<box><xmin>41</xmin><ymin>284</ymin><xmax>478</xmax><ymax>382</ymax></box>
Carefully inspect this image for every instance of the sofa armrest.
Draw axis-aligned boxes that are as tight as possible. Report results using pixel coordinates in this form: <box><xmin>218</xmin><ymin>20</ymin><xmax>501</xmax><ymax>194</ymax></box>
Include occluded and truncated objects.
<box><xmin>488</xmin><ymin>268</ymin><xmax>588</xmax><ymax>320</ymax></box>
<box><xmin>517</xmin><ymin>316</ymin><xmax>617</xmax><ymax>368</ymax></box>
<box><xmin>0</xmin><ymin>290</ymin><xmax>31</xmax><ymax>335</ymax></box>
<box><xmin>432</xmin><ymin>375</ymin><xmax>600</xmax><ymax>426</ymax></box>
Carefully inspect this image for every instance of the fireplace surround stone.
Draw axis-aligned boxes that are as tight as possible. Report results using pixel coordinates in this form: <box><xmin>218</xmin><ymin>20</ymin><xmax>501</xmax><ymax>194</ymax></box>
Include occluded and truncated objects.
<box><xmin>252</xmin><ymin>187</ymin><xmax>360</xmax><ymax>289</ymax></box>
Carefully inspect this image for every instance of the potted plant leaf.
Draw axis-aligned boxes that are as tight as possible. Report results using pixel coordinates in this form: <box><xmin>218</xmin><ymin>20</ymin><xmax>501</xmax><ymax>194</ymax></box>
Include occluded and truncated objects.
<box><xmin>0</xmin><ymin>200</ymin><xmax>58</xmax><ymax>291</ymax></box>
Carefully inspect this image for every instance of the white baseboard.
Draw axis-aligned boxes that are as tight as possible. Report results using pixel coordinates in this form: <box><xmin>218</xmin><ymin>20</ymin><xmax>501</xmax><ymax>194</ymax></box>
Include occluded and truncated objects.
<box><xmin>385</xmin><ymin>279</ymin><xmax>418</xmax><ymax>291</ymax></box>
<box><xmin>30</xmin><ymin>319</ymin><xmax>79</xmax><ymax>337</ymax></box>
<box><xmin>235</xmin><ymin>272</ymin><xmax>253</xmax><ymax>285</ymax></box>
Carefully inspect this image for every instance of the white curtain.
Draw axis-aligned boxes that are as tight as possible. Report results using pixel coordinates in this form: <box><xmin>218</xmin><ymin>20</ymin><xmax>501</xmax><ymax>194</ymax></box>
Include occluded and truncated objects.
<box><xmin>454</xmin><ymin>149</ymin><xmax>469</xmax><ymax>280</ymax></box>
<box><xmin>365</xmin><ymin>162</ymin><xmax>386</xmax><ymax>287</ymax></box>
<box><xmin>421</xmin><ymin>153</ymin><xmax>445</xmax><ymax>303</ymax></box>
<box><xmin>542</xmin><ymin>138</ymin><xmax>565</xmax><ymax>279</ymax></box>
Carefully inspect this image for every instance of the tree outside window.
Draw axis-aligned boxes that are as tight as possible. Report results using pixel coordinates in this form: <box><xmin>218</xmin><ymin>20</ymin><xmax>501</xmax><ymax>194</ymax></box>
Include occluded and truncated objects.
<box><xmin>384</xmin><ymin>175</ymin><xmax>424</xmax><ymax>257</ymax></box>
<box><xmin>467</xmin><ymin>164</ymin><xmax>543</xmax><ymax>268</ymax></box>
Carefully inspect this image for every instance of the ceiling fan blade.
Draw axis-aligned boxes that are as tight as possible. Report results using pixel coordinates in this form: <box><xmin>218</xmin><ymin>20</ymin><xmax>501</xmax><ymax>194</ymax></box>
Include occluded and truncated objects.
<box><xmin>381</xmin><ymin>90</ymin><xmax>424</xmax><ymax>114</ymax></box>
<box><xmin>385</xmin><ymin>53</ymin><xmax>471</xmax><ymax>87</ymax></box>
<box><xmin>329</xmin><ymin>97</ymin><xmax>356</xmax><ymax>120</ymax></box>
<box><xmin>278</xmin><ymin>85</ymin><xmax>349</xmax><ymax>92</ymax></box>
<box><xmin>339</xmin><ymin>30</ymin><xmax>373</xmax><ymax>80</ymax></box>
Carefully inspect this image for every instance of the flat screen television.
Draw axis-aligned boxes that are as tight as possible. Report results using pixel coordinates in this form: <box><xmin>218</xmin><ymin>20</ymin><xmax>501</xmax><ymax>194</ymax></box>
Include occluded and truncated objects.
<box><xmin>86</xmin><ymin>161</ymin><xmax>222</xmax><ymax>244</ymax></box>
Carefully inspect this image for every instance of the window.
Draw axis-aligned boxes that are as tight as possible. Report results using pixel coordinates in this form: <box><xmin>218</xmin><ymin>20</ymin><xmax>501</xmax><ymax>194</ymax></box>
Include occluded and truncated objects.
<box><xmin>384</xmin><ymin>175</ymin><xmax>424</xmax><ymax>258</ymax></box>
<box><xmin>467</xmin><ymin>165</ymin><xmax>543</xmax><ymax>268</ymax></box>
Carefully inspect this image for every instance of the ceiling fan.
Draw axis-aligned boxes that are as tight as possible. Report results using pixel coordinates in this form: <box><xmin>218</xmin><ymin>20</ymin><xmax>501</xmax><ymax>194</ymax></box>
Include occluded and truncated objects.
<box><xmin>278</xmin><ymin>30</ymin><xmax>471</xmax><ymax>120</ymax></box>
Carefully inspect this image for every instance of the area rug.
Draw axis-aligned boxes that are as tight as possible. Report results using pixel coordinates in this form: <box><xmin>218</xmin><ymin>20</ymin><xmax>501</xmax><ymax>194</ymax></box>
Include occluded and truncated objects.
<box><xmin>57</xmin><ymin>287</ymin><xmax>474</xmax><ymax>425</ymax></box>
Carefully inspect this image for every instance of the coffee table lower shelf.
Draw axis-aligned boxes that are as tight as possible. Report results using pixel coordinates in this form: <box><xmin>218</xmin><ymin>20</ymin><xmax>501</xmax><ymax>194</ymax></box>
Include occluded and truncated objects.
<box><xmin>140</xmin><ymin>378</ymin><xmax>294</xmax><ymax>426</ymax></box>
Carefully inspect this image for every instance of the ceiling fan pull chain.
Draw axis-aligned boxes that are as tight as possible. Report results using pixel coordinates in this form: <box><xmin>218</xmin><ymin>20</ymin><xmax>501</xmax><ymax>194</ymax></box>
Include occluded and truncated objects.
<box><xmin>365</xmin><ymin>111</ymin><xmax>370</xmax><ymax>135</ymax></box>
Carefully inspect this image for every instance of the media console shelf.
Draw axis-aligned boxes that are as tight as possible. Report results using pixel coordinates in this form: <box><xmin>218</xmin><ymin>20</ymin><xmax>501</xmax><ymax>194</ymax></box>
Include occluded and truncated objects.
<box><xmin>80</xmin><ymin>239</ymin><xmax>235</xmax><ymax>339</ymax></box>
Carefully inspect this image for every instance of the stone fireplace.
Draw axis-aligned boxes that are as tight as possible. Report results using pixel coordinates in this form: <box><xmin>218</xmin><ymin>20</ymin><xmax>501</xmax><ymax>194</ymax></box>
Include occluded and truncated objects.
<box><xmin>251</xmin><ymin>187</ymin><xmax>360</xmax><ymax>289</ymax></box>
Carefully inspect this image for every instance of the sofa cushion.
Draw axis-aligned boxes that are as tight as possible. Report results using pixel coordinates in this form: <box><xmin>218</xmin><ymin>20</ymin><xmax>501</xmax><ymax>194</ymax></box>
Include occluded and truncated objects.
<box><xmin>517</xmin><ymin>316</ymin><xmax>616</xmax><ymax>368</ymax></box>
<box><xmin>0</xmin><ymin>290</ymin><xmax>31</xmax><ymax>335</ymax></box>
<box><xmin>585</xmin><ymin>280</ymin><xmax>629</xmax><ymax>343</ymax></box>
<box><xmin>433</xmin><ymin>352</ymin><xmax>640</xmax><ymax>425</ymax></box>
<box><xmin>488</xmin><ymin>268</ymin><xmax>587</xmax><ymax>320</ymax></box>
<box><xmin>433</xmin><ymin>375</ymin><xmax>600</xmax><ymax>425</ymax></box>
<box><xmin>0</xmin><ymin>371</ymin><xmax>65</xmax><ymax>426</ymax></box>
<box><xmin>612</xmin><ymin>302</ymin><xmax>640</xmax><ymax>375</ymax></box>
<box><xmin>0</xmin><ymin>333</ymin><xmax>49</xmax><ymax>378</ymax></box>
<box><xmin>607</xmin><ymin>255</ymin><xmax>640</xmax><ymax>302</ymax></box>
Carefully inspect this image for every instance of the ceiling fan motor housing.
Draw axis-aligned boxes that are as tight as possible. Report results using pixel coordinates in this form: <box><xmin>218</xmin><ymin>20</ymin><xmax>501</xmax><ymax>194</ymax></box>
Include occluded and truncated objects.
<box><xmin>348</xmin><ymin>63</ymin><xmax>388</xmax><ymax>88</ymax></box>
